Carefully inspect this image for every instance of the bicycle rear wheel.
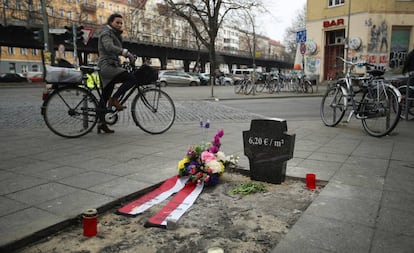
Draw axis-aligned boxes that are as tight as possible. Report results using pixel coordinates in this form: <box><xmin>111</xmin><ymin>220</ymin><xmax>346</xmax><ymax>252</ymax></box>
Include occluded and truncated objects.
<box><xmin>244</xmin><ymin>80</ymin><xmax>254</xmax><ymax>95</ymax></box>
<box><xmin>256</xmin><ymin>81</ymin><xmax>266</xmax><ymax>92</ymax></box>
<box><xmin>234</xmin><ymin>81</ymin><xmax>243</xmax><ymax>94</ymax></box>
<box><xmin>42</xmin><ymin>86</ymin><xmax>98</xmax><ymax>138</ymax></box>
<box><xmin>304</xmin><ymin>80</ymin><xmax>314</xmax><ymax>93</ymax></box>
<box><xmin>320</xmin><ymin>86</ymin><xmax>346</xmax><ymax>127</ymax></box>
<box><xmin>361</xmin><ymin>86</ymin><xmax>401</xmax><ymax>137</ymax></box>
<box><xmin>131</xmin><ymin>88</ymin><xmax>175</xmax><ymax>134</ymax></box>
<box><xmin>268</xmin><ymin>80</ymin><xmax>276</xmax><ymax>93</ymax></box>
<box><xmin>398</xmin><ymin>85</ymin><xmax>414</xmax><ymax>120</ymax></box>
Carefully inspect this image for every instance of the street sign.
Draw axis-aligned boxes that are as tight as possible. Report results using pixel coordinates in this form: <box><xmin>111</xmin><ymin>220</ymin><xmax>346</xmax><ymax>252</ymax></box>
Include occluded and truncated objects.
<box><xmin>300</xmin><ymin>42</ymin><xmax>306</xmax><ymax>55</ymax></box>
<box><xmin>296</xmin><ymin>30</ymin><xmax>306</xmax><ymax>43</ymax></box>
<box><xmin>81</xmin><ymin>27</ymin><xmax>93</xmax><ymax>45</ymax></box>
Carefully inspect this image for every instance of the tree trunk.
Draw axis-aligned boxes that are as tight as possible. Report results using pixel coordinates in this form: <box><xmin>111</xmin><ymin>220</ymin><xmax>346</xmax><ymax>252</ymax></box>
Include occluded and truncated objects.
<box><xmin>209</xmin><ymin>43</ymin><xmax>217</xmax><ymax>97</ymax></box>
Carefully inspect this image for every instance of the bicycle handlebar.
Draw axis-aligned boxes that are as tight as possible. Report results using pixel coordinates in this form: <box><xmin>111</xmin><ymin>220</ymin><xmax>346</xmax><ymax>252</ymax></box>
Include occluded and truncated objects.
<box><xmin>336</xmin><ymin>57</ymin><xmax>374</xmax><ymax>67</ymax></box>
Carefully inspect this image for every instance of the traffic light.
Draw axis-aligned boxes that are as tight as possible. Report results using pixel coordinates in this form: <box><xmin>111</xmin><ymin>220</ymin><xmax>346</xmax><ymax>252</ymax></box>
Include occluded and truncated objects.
<box><xmin>76</xmin><ymin>25</ymin><xmax>85</xmax><ymax>44</ymax></box>
<box><xmin>64</xmin><ymin>25</ymin><xmax>74</xmax><ymax>45</ymax></box>
<box><xmin>32</xmin><ymin>29</ymin><xmax>44</xmax><ymax>43</ymax></box>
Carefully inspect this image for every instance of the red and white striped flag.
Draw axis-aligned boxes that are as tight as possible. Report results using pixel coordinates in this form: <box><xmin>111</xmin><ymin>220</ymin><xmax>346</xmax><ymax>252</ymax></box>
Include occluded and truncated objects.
<box><xmin>145</xmin><ymin>181</ymin><xmax>204</xmax><ymax>228</ymax></box>
<box><xmin>117</xmin><ymin>176</ymin><xmax>188</xmax><ymax>216</ymax></box>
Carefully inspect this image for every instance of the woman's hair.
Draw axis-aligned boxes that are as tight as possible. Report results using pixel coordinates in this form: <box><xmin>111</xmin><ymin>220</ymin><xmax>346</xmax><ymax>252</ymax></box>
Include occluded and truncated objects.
<box><xmin>107</xmin><ymin>13</ymin><xmax>123</xmax><ymax>25</ymax></box>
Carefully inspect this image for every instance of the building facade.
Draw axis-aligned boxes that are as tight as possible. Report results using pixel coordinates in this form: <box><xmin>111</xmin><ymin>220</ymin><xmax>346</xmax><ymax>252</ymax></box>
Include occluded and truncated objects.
<box><xmin>305</xmin><ymin>0</ymin><xmax>414</xmax><ymax>81</ymax></box>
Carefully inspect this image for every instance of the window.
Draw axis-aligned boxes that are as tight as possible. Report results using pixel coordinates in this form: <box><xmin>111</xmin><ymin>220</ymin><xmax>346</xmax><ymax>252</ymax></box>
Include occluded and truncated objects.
<box><xmin>8</xmin><ymin>47</ymin><xmax>15</xmax><ymax>55</ymax></box>
<box><xmin>328</xmin><ymin>0</ymin><xmax>344</xmax><ymax>7</ymax></box>
<box><xmin>32</xmin><ymin>49</ymin><xmax>38</xmax><ymax>56</ymax></box>
<box><xmin>20</xmin><ymin>48</ymin><xmax>27</xmax><ymax>56</ymax></box>
<box><xmin>16</xmin><ymin>0</ymin><xmax>22</xmax><ymax>10</ymax></box>
<box><xmin>21</xmin><ymin>65</ymin><xmax>28</xmax><ymax>73</ymax></box>
<box><xmin>9</xmin><ymin>63</ymin><xmax>16</xmax><ymax>73</ymax></box>
<box><xmin>48</xmin><ymin>7</ymin><xmax>54</xmax><ymax>16</ymax></box>
<box><xmin>59</xmin><ymin>9</ymin><xmax>64</xmax><ymax>18</ymax></box>
<box><xmin>67</xmin><ymin>11</ymin><xmax>72</xmax><ymax>20</ymax></box>
<box><xmin>32</xmin><ymin>65</ymin><xmax>39</xmax><ymax>72</ymax></box>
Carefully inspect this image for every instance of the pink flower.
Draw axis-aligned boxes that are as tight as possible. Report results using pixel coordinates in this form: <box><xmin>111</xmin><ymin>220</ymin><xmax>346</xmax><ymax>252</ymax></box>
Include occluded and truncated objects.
<box><xmin>201</xmin><ymin>151</ymin><xmax>216</xmax><ymax>162</ymax></box>
<box><xmin>216</xmin><ymin>129</ymin><xmax>224</xmax><ymax>138</ymax></box>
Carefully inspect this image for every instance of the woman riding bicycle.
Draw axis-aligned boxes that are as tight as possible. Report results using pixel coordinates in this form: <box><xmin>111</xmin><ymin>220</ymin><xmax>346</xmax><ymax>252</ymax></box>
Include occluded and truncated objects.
<box><xmin>97</xmin><ymin>13</ymin><xmax>138</xmax><ymax>133</ymax></box>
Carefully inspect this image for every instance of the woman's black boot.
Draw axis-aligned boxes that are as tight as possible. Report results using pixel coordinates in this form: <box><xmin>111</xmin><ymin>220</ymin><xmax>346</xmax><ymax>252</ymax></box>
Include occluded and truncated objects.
<box><xmin>97</xmin><ymin>124</ymin><xmax>115</xmax><ymax>134</ymax></box>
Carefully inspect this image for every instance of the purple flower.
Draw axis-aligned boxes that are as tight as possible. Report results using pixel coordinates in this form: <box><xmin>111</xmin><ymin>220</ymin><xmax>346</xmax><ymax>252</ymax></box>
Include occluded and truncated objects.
<box><xmin>209</xmin><ymin>146</ymin><xmax>219</xmax><ymax>154</ymax></box>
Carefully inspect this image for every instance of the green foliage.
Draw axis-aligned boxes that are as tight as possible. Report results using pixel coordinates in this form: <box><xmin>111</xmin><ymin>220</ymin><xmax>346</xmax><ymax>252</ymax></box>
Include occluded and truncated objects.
<box><xmin>230</xmin><ymin>182</ymin><xmax>266</xmax><ymax>195</ymax></box>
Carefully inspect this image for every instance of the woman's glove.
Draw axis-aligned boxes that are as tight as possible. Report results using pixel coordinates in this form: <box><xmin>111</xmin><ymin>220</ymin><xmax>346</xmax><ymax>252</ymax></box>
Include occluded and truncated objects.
<box><xmin>127</xmin><ymin>52</ymin><xmax>135</xmax><ymax>63</ymax></box>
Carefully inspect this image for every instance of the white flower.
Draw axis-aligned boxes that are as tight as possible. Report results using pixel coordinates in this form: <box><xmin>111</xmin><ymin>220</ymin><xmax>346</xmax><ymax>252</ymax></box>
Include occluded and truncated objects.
<box><xmin>206</xmin><ymin>160</ymin><xmax>224</xmax><ymax>173</ymax></box>
<box><xmin>216</xmin><ymin>151</ymin><xmax>226</xmax><ymax>162</ymax></box>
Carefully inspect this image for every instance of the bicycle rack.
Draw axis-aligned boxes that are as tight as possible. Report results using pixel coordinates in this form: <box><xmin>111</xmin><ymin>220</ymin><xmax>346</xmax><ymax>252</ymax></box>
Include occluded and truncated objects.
<box><xmin>404</xmin><ymin>74</ymin><xmax>414</xmax><ymax>120</ymax></box>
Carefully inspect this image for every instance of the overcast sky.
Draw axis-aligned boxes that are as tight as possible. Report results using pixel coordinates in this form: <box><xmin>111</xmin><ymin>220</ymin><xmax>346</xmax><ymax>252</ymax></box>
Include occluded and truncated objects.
<box><xmin>256</xmin><ymin>0</ymin><xmax>307</xmax><ymax>42</ymax></box>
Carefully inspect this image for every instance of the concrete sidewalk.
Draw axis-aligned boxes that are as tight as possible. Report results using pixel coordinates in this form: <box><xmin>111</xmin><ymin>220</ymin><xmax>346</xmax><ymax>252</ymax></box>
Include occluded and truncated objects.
<box><xmin>1</xmin><ymin>85</ymin><xmax>413</xmax><ymax>252</ymax></box>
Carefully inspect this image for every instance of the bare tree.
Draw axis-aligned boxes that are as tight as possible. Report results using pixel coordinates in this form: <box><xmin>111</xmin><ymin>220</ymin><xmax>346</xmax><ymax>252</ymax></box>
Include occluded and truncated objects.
<box><xmin>163</xmin><ymin>0</ymin><xmax>259</xmax><ymax>97</ymax></box>
<box><xmin>283</xmin><ymin>3</ymin><xmax>306</xmax><ymax>61</ymax></box>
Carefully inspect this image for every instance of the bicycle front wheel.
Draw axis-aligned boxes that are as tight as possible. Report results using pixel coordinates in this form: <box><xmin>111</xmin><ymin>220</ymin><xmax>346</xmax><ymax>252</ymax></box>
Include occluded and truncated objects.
<box><xmin>131</xmin><ymin>88</ymin><xmax>176</xmax><ymax>134</ymax></box>
<box><xmin>42</xmin><ymin>86</ymin><xmax>98</xmax><ymax>138</ymax></box>
<box><xmin>361</xmin><ymin>86</ymin><xmax>401</xmax><ymax>137</ymax></box>
<box><xmin>320</xmin><ymin>86</ymin><xmax>346</xmax><ymax>127</ymax></box>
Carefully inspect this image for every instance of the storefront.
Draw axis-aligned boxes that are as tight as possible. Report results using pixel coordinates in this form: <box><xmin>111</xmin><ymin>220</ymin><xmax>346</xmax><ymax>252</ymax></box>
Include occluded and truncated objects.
<box><xmin>305</xmin><ymin>12</ymin><xmax>414</xmax><ymax>82</ymax></box>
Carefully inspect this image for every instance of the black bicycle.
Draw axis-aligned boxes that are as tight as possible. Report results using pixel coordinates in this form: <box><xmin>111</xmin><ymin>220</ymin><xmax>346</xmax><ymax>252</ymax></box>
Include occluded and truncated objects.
<box><xmin>41</xmin><ymin>62</ymin><xmax>176</xmax><ymax>138</ymax></box>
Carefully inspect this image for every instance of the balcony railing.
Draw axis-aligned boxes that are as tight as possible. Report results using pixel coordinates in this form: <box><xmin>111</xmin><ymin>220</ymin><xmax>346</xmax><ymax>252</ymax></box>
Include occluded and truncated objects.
<box><xmin>80</xmin><ymin>3</ymin><xmax>97</xmax><ymax>13</ymax></box>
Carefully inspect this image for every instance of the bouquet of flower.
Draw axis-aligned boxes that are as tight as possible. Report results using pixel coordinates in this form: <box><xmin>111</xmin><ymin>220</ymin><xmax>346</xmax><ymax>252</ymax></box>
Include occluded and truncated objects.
<box><xmin>177</xmin><ymin>129</ymin><xmax>236</xmax><ymax>187</ymax></box>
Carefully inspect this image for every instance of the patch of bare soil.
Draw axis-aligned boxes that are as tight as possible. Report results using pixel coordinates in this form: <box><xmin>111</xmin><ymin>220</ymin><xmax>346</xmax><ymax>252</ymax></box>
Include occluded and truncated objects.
<box><xmin>19</xmin><ymin>173</ymin><xmax>322</xmax><ymax>253</ymax></box>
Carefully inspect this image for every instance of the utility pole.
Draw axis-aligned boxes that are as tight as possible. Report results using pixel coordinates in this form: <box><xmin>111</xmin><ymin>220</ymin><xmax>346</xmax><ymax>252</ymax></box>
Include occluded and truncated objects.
<box><xmin>345</xmin><ymin>0</ymin><xmax>352</xmax><ymax>73</ymax></box>
<box><xmin>40</xmin><ymin>0</ymin><xmax>49</xmax><ymax>52</ymax></box>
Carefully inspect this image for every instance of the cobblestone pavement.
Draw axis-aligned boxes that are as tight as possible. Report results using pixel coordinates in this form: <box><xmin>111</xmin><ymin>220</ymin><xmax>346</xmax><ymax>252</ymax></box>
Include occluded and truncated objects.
<box><xmin>0</xmin><ymin>99</ymin><xmax>259</xmax><ymax>128</ymax></box>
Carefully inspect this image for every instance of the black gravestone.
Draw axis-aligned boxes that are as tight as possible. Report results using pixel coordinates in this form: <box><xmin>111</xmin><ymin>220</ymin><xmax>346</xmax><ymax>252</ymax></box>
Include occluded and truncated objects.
<box><xmin>243</xmin><ymin>118</ymin><xmax>295</xmax><ymax>184</ymax></box>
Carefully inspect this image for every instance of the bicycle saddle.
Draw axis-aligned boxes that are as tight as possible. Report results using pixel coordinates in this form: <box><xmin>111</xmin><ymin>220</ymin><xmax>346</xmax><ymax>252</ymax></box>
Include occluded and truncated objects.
<box><xmin>80</xmin><ymin>65</ymin><xmax>100</xmax><ymax>74</ymax></box>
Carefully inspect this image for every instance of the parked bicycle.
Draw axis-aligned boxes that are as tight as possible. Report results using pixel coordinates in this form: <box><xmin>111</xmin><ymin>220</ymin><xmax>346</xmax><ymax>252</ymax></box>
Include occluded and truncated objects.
<box><xmin>234</xmin><ymin>74</ymin><xmax>254</xmax><ymax>95</ymax></box>
<box><xmin>256</xmin><ymin>73</ymin><xmax>282</xmax><ymax>93</ymax></box>
<box><xmin>41</xmin><ymin>61</ymin><xmax>176</xmax><ymax>138</ymax></box>
<box><xmin>291</xmin><ymin>73</ymin><xmax>313</xmax><ymax>93</ymax></box>
<box><xmin>320</xmin><ymin>57</ymin><xmax>401</xmax><ymax>137</ymax></box>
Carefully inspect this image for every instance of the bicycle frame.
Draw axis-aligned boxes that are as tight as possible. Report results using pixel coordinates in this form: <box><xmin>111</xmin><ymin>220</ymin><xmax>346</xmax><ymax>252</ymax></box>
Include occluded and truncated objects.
<box><xmin>333</xmin><ymin>58</ymin><xmax>401</xmax><ymax>123</ymax></box>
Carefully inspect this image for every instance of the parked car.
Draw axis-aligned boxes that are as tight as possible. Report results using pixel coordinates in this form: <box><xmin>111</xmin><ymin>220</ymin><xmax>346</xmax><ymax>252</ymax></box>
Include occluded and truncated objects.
<box><xmin>0</xmin><ymin>73</ymin><xmax>27</xmax><ymax>82</ymax></box>
<box><xmin>187</xmin><ymin>72</ymin><xmax>209</xmax><ymax>86</ymax></box>
<box><xmin>27</xmin><ymin>72</ymin><xmax>44</xmax><ymax>83</ymax></box>
<box><xmin>200</xmin><ymin>73</ymin><xmax>234</xmax><ymax>86</ymax></box>
<box><xmin>158</xmin><ymin>70</ymin><xmax>200</xmax><ymax>86</ymax></box>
